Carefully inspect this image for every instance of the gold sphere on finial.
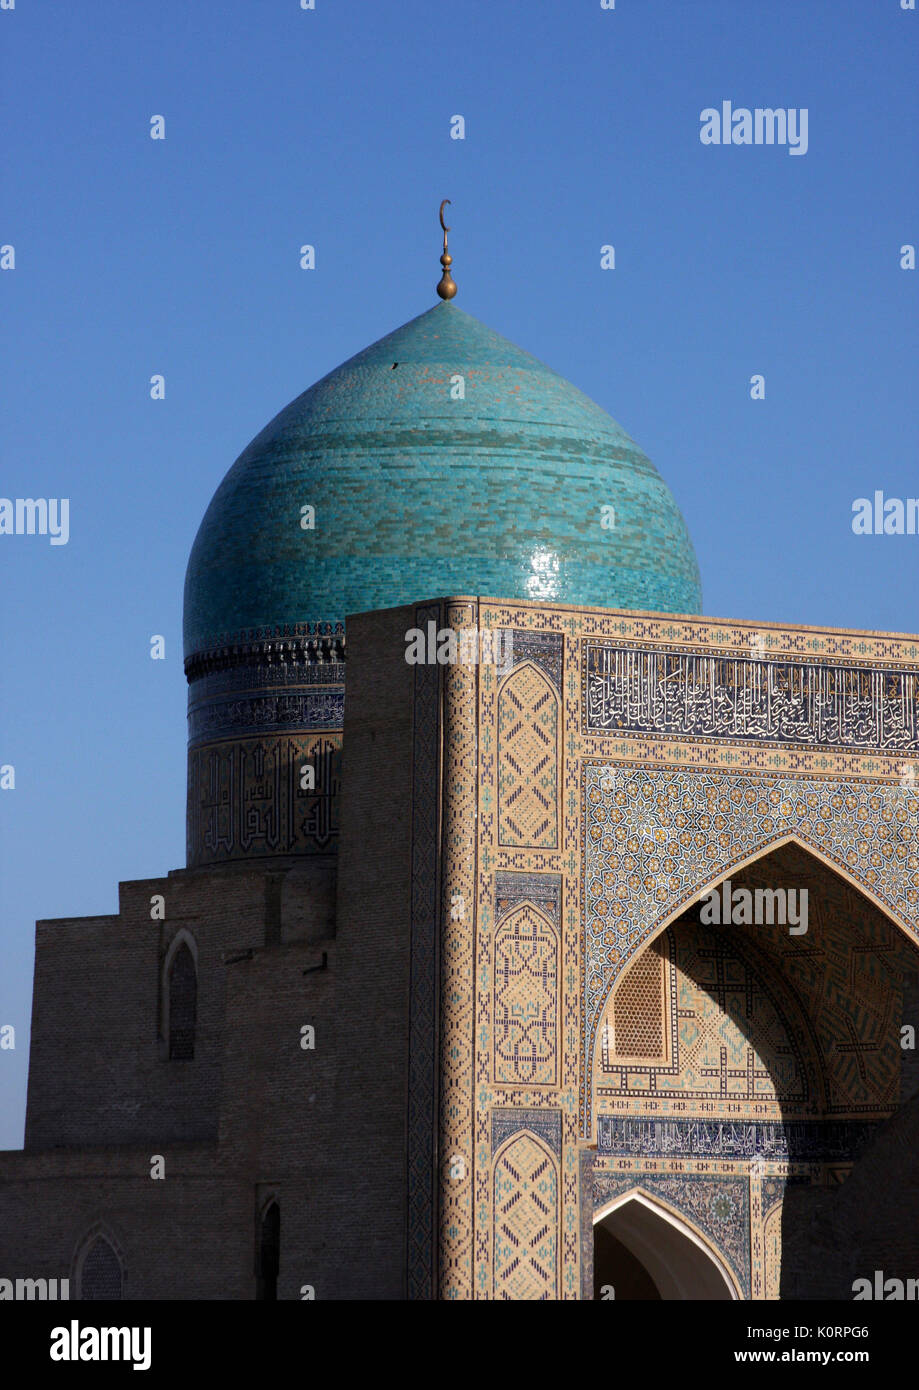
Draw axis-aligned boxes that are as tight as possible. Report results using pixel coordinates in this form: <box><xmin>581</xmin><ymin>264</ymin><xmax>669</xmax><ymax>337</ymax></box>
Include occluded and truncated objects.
<box><xmin>437</xmin><ymin>198</ymin><xmax>457</xmax><ymax>299</ymax></box>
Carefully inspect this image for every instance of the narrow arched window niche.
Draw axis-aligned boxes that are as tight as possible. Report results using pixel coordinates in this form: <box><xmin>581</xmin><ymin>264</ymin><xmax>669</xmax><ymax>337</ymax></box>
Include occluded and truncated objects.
<box><xmin>161</xmin><ymin>931</ymin><xmax>198</xmax><ymax>1061</ymax></box>
<box><xmin>256</xmin><ymin>1200</ymin><xmax>280</xmax><ymax>1301</ymax></box>
<box><xmin>74</xmin><ymin>1227</ymin><xmax>125</xmax><ymax>1300</ymax></box>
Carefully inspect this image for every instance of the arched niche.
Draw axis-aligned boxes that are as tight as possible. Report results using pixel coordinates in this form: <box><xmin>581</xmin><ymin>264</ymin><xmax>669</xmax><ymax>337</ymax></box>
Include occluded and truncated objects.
<box><xmin>593</xmin><ymin>1190</ymin><xmax>740</xmax><ymax>1300</ymax></box>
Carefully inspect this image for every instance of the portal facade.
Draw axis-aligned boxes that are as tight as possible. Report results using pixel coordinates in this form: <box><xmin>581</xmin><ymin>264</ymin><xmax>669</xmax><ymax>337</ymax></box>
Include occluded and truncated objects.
<box><xmin>389</xmin><ymin>597</ymin><xmax>919</xmax><ymax>1300</ymax></box>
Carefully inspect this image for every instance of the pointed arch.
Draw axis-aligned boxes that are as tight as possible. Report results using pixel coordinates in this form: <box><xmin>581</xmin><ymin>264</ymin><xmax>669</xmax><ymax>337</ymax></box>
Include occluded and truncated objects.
<box><xmin>492</xmin><ymin>1130</ymin><xmax>559</xmax><ymax>1300</ymax></box>
<box><xmin>163</xmin><ymin>925</ymin><xmax>198</xmax><ymax>976</ymax></box>
<box><xmin>497</xmin><ymin>660</ymin><xmax>560</xmax><ymax>849</ymax></box>
<box><xmin>73</xmin><ymin>1222</ymin><xmax>126</xmax><ymax>1301</ymax></box>
<box><xmin>162</xmin><ymin>929</ymin><xmax>198</xmax><ymax>1061</ymax></box>
<box><xmin>589</xmin><ymin>832</ymin><xmax>919</xmax><ymax>1129</ymax></box>
<box><xmin>593</xmin><ymin>1188</ymin><xmax>742</xmax><ymax>1300</ymax></box>
<box><xmin>627</xmin><ymin>831</ymin><xmax>915</xmax><ymax>991</ymax></box>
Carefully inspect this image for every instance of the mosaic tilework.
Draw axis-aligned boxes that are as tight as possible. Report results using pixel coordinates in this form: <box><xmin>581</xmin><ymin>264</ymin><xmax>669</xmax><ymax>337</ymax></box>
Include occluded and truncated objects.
<box><xmin>574</xmin><ymin>618</ymin><xmax>919</xmax><ymax>782</ymax></box>
<box><xmin>498</xmin><ymin>663</ymin><xmax>560</xmax><ymax>848</ymax></box>
<box><xmin>406</xmin><ymin>603</ymin><xmax>443</xmax><ymax>1300</ymax></box>
<box><xmin>734</xmin><ymin>848</ymin><xmax>910</xmax><ymax>1115</ymax></box>
<box><xmin>566</xmin><ymin>610</ymin><xmax>919</xmax><ymax>666</ymax></box>
<box><xmin>762</xmin><ymin>1175</ymin><xmax>787</xmax><ymax>1215</ymax></box>
<box><xmin>578</xmin><ymin>1149</ymin><xmax>596</xmax><ymax>1300</ymax></box>
<box><xmin>493</xmin><ymin>905</ymin><xmax>559</xmax><ymax>1085</ymax></box>
<box><xmin>430</xmin><ymin>598</ymin><xmax>919</xmax><ymax>1299</ymax></box>
<box><xmin>586</xmin><ymin>825</ymin><xmax>913</xmax><ymax>1298</ymax></box>
<box><xmin>438</xmin><ymin>603</ymin><xmax>478</xmax><ymax>1301</ymax></box>
<box><xmin>596</xmin><ymin>1118</ymin><xmax>877</xmax><ymax>1162</ymax></box>
<box><xmin>585</xmin><ymin>1152</ymin><xmax>820</xmax><ymax>1300</ymax></box>
<box><xmin>582</xmin><ymin>766</ymin><xmax>919</xmax><ymax>1134</ymax></box>
<box><xmin>587</xmin><ymin>860</ymin><xmax>892</xmax><ymax>1299</ymax></box>
<box><xmin>492</xmin><ymin>1134</ymin><xmax>559</xmax><ymax>1299</ymax></box>
<box><xmin>500</xmin><ymin>630</ymin><xmax>564</xmax><ymax>693</ymax></box>
<box><xmin>491</xmin><ymin>1108</ymin><xmax>563</xmax><ymax>1157</ymax></box>
<box><xmin>466</xmin><ymin>608</ymin><xmax>581</xmax><ymax>1299</ymax></box>
<box><xmin>581</xmin><ymin>1152</ymin><xmax>783</xmax><ymax>1300</ymax></box>
<box><xmin>612</xmin><ymin>942</ymin><xmax>668</xmax><ymax>1060</ymax></box>
<box><xmin>584</xmin><ymin>644</ymin><xmax>919</xmax><ymax>753</ymax></box>
<box><xmin>599</xmin><ymin>924</ymin><xmax>815</xmax><ymax>1114</ymax></box>
<box><xmin>591</xmin><ymin>1167</ymin><xmax>749</xmax><ymax>1299</ymax></box>
<box><xmin>494</xmin><ymin>871</ymin><xmax>562</xmax><ymax>929</ymax></box>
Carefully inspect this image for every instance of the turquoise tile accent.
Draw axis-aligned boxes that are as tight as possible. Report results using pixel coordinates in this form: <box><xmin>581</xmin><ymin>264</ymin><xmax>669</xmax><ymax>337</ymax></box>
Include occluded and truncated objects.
<box><xmin>184</xmin><ymin>301</ymin><xmax>702</xmax><ymax>657</ymax></box>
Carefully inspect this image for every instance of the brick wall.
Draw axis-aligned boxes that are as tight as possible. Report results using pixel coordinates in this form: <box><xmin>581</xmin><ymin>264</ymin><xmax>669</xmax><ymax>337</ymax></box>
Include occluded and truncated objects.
<box><xmin>324</xmin><ymin>603</ymin><xmax>420</xmax><ymax>1298</ymax></box>
<box><xmin>24</xmin><ymin>868</ymin><xmax>272</xmax><ymax>1149</ymax></box>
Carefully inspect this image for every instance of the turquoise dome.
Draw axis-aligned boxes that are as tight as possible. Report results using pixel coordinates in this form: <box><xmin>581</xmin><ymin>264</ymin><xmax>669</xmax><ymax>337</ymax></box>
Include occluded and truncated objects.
<box><xmin>183</xmin><ymin>301</ymin><xmax>701</xmax><ymax>657</ymax></box>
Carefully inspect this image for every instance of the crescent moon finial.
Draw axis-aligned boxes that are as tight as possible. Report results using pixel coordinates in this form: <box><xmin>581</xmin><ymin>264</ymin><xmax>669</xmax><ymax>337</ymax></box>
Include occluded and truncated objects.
<box><xmin>436</xmin><ymin>199</ymin><xmax>457</xmax><ymax>300</ymax></box>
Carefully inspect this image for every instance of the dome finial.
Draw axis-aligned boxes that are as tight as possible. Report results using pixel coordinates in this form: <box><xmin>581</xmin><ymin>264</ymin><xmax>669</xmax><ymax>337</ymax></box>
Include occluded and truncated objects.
<box><xmin>436</xmin><ymin>199</ymin><xmax>457</xmax><ymax>300</ymax></box>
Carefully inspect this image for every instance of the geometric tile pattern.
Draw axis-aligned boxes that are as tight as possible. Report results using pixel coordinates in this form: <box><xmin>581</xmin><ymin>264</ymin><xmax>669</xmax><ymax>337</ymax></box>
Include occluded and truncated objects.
<box><xmin>587</xmin><ymin>836</ymin><xmax>915</xmax><ymax>1300</ymax></box>
<box><xmin>427</xmin><ymin>598</ymin><xmax>919</xmax><ymax>1299</ymax></box>
<box><xmin>597</xmin><ymin>843</ymin><xmax>915</xmax><ymax>1123</ymax></box>
<box><xmin>737</xmin><ymin>845</ymin><xmax>909</xmax><ymax>1115</ymax></box>
<box><xmin>606</xmin><ymin>922</ymin><xmax>811</xmax><ymax>1106</ymax></box>
<box><xmin>600</xmin><ymin>923</ymin><xmax>813</xmax><ymax>1110</ymax></box>
<box><xmin>460</xmin><ymin>610</ymin><xmax>581</xmax><ymax>1299</ymax></box>
<box><xmin>493</xmin><ymin>1134</ymin><xmax>559</xmax><ymax>1299</ymax></box>
<box><xmin>493</xmin><ymin>905</ymin><xmax>559</xmax><ymax>1085</ymax></box>
<box><xmin>491</xmin><ymin>1108</ymin><xmax>563</xmax><ymax>1157</ymax></box>
<box><xmin>612</xmin><ymin>944</ymin><xmax>667</xmax><ymax>1060</ymax></box>
<box><xmin>591</xmin><ymin>1168</ymin><xmax>750</xmax><ymax>1299</ymax></box>
<box><xmin>438</xmin><ymin>603</ymin><xmax>479</xmax><ymax>1300</ymax></box>
<box><xmin>582</xmin><ymin>764</ymin><xmax>919</xmax><ymax>1133</ymax></box>
<box><xmin>498</xmin><ymin>664</ymin><xmax>559</xmax><ymax>848</ymax></box>
<box><xmin>500</xmin><ymin>629</ymin><xmax>564</xmax><ymax>692</ymax></box>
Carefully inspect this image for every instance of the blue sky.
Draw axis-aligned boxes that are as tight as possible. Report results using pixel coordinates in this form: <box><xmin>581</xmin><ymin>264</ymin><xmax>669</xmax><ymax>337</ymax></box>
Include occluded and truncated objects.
<box><xmin>1</xmin><ymin>0</ymin><xmax>916</xmax><ymax>1146</ymax></box>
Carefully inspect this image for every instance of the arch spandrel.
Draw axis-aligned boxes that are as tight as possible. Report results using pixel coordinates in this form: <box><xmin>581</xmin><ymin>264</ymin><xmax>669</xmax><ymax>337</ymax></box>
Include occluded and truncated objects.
<box><xmin>592</xmin><ymin>1187</ymin><xmax>744</xmax><ymax>1300</ymax></box>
